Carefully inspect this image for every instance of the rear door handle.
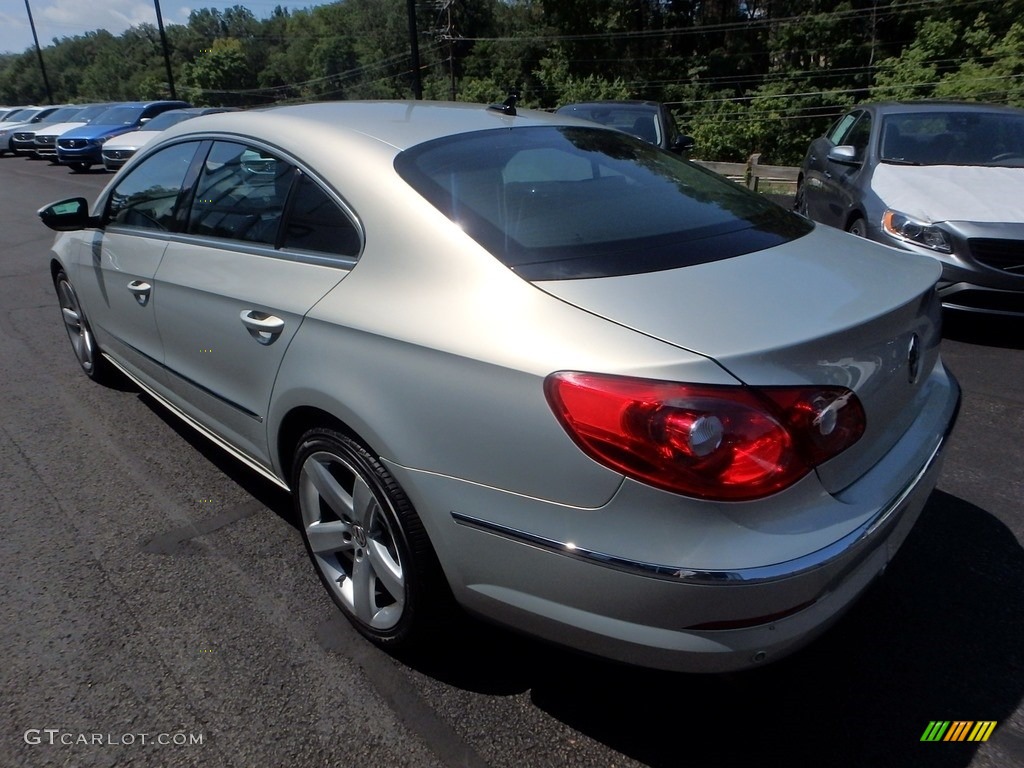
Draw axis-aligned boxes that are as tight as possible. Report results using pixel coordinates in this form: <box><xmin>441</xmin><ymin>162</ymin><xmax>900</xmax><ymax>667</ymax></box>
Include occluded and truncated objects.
<box><xmin>127</xmin><ymin>280</ymin><xmax>152</xmax><ymax>306</ymax></box>
<box><xmin>240</xmin><ymin>310</ymin><xmax>284</xmax><ymax>344</ymax></box>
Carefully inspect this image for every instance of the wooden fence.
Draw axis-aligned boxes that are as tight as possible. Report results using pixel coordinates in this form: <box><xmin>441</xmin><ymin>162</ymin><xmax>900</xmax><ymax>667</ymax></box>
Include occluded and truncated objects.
<box><xmin>693</xmin><ymin>153</ymin><xmax>800</xmax><ymax>191</ymax></box>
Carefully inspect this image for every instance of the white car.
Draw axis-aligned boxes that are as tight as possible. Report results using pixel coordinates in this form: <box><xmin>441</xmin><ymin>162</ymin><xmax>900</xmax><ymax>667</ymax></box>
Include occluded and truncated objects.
<box><xmin>0</xmin><ymin>105</ymin><xmax>62</xmax><ymax>156</ymax></box>
<box><xmin>101</xmin><ymin>107</ymin><xmax>238</xmax><ymax>171</ymax></box>
<box><xmin>32</xmin><ymin>103</ymin><xmax>114</xmax><ymax>160</ymax></box>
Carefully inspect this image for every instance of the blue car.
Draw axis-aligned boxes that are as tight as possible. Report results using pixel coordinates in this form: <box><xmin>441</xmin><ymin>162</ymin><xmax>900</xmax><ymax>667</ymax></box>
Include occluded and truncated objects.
<box><xmin>56</xmin><ymin>100</ymin><xmax>189</xmax><ymax>172</ymax></box>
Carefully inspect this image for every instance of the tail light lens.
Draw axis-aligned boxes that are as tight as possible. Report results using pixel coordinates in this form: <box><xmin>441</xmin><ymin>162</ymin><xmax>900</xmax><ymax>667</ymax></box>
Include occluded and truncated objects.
<box><xmin>544</xmin><ymin>372</ymin><xmax>866</xmax><ymax>501</ymax></box>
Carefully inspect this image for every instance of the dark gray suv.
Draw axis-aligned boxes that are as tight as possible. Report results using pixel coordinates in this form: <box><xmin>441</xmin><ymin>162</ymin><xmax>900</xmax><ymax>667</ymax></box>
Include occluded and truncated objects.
<box><xmin>796</xmin><ymin>101</ymin><xmax>1024</xmax><ymax>316</ymax></box>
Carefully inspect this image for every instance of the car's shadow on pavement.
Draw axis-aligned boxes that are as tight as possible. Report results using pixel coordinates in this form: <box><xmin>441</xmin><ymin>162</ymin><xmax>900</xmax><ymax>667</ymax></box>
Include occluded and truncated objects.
<box><xmin>403</xmin><ymin>489</ymin><xmax>1024</xmax><ymax>767</ymax></box>
<box><xmin>135</xmin><ymin>391</ymin><xmax>1023</xmax><ymax>767</ymax></box>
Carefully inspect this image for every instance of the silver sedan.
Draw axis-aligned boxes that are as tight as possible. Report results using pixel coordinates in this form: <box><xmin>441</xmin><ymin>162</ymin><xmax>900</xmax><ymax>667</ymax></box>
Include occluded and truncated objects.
<box><xmin>40</xmin><ymin>101</ymin><xmax>959</xmax><ymax>672</ymax></box>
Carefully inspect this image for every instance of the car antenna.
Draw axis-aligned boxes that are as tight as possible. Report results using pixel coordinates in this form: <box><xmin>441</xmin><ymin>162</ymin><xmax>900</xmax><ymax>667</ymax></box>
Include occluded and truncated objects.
<box><xmin>488</xmin><ymin>90</ymin><xmax>519</xmax><ymax>117</ymax></box>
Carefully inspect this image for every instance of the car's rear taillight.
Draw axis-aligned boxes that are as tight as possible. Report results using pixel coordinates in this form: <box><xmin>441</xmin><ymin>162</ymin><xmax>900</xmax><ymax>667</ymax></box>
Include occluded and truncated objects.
<box><xmin>544</xmin><ymin>372</ymin><xmax>865</xmax><ymax>501</ymax></box>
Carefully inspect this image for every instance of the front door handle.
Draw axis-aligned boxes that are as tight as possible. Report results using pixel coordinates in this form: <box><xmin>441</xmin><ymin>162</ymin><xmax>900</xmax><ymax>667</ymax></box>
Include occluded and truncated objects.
<box><xmin>127</xmin><ymin>280</ymin><xmax>152</xmax><ymax>306</ymax></box>
<box><xmin>240</xmin><ymin>310</ymin><xmax>284</xmax><ymax>345</ymax></box>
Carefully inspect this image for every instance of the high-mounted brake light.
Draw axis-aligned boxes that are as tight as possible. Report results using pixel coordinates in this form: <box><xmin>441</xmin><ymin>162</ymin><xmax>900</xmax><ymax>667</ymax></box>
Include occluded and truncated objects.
<box><xmin>544</xmin><ymin>372</ymin><xmax>866</xmax><ymax>501</ymax></box>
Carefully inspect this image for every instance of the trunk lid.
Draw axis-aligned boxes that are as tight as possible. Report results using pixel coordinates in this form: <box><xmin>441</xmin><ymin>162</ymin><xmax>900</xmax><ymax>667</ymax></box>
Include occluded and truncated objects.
<box><xmin>534</xmin><ymin>224</ymin><xmax>944</xmax><ymax>493</ymax></box>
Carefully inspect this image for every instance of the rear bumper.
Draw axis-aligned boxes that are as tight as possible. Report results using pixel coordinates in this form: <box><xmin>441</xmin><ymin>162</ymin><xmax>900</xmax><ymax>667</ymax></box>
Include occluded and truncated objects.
<box><xmin>386</xmin><ymin>365</ymin><xmax>960</xmax><ymax>672</ymax></box>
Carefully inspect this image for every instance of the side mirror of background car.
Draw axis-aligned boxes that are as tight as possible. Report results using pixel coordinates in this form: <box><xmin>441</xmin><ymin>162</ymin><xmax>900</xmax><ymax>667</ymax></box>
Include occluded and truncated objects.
<box><xmin>38</xmin><ymin>197</ymin><xmax>98</xmax><ymax>232</ymax></box>
<box><xmin>672</xmin><ymin>135</ymin><xmax>696</xmax><ymax>154</ymax></box>
<box><xmin>827</xmin><ymin>145</ymin><xmax>859</xmax><ymax>165</ymax></box>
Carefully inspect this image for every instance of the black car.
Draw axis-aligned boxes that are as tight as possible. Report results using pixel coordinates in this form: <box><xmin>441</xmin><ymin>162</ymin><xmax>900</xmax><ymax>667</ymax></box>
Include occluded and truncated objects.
<box><xmin>555</xmin><ymin>100</ymin><xmax>694</xmax><ymax>154</ymax></box>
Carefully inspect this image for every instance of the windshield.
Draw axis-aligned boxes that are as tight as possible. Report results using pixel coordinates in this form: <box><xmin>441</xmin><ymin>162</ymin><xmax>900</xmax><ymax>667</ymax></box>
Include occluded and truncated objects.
<box><xmin>75</xmin><ymin>104</ymin><xmax>113</xmax><ymax>124</ymax></box>
<box><xmin>560</xmin><ymin>105</ymin><xmax>663</xmax><ymax>145</ymax></box>
<box><xmin>143</xmin><ymin>111</ymin><xmax>197</xmax><ymax>132</ymax></box>
<box><xmin>396</xmin><ymin>126</ymin><xmax>810</xmax><ymax>280</ymax></box>
<box><xmin>11</xmin><ymin>107</ymin><xmax>48</xmax><ymax>123</ymax></box>
<box><xmin>92</xmin><ymin>106</ymin><xmax>145</xmax><ymax>126</ymax></box>
<box><xmin>880</xmin><ymin>110</ymin><xmax>1024</xmax><ymax>167</ymax></box>
<box><xmin>42</xmin><ymin>106</ymin><xmax>85</xmax><ymax>123</ymax></box>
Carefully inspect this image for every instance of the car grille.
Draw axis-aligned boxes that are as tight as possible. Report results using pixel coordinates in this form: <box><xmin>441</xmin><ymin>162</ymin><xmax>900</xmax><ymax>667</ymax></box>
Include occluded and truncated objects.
<box><xmin>103</xmin><ymin>149</ymin><xmax>134</xmax><ymax>160</ymax></box>
<box><xmin>35</xmin><ymin>135</ymin><xmax>56</xmax><ymax>147</ymax></box>
<box><xmin>968</xmin><ymin>238</ymin><xmax>1024</xmax><ymax>276</ymax></box>
<box><xmin>58</xmin><ymin>138</ymin><xmax>88</xmax><ymax>149</ymax></box>
<box><xmin>13</xmin><ymin>132</ymin><xmax>34</xmax><ymax>142</ymax></box>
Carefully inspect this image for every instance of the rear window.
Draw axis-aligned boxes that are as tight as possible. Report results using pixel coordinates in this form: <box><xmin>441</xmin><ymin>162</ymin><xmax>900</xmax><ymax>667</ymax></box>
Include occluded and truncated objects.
<box><xmin>395</xmin><ymin>126</ymin><xmax>810</xmax><ymax>280</ymax></box>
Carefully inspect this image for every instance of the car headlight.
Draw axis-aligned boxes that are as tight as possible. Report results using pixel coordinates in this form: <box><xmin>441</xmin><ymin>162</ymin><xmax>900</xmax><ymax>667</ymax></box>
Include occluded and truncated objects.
<box><xmin>881</xmin><ymin>210</ymin><xmax>952</xmax><ymax>253</ymax></box>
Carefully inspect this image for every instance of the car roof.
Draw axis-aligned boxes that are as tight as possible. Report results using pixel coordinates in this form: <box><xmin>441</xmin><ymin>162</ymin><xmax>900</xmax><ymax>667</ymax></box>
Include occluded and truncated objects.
<box><xmin>857</xmin><ymin>100</ymin><xmax>1024</xmax><ymax>116</ymax></box>
<box><xmin>158</xmin><ymin>100</ymin><xmax>589</xmax><ymax>153</ymax></box>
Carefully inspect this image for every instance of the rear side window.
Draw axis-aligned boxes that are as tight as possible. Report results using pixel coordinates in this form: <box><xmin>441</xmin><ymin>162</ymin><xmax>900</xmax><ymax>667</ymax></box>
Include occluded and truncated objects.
<box><xmin>188</xmin><ymin>142</ymin><xmax>296</xmax><ymax>245</ymax></box>
<box><xmin>396</xmin><ymin>126</ymin><xmax>810</xmax><ymax>280</ymax></box>
<box><xmin>281</xmin><ymin>174</ymin><xmax>361</xmax><ymax>256</ymax></box>
<box><xmin>106</xmin><ymin>141</ymin><xmax>201</xmax><ymax>230</ymax></box>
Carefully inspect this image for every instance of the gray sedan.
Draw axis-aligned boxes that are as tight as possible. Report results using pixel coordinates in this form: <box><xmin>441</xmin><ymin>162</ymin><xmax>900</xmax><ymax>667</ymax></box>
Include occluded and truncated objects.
<box><xmin>40</xmin><ymin>101</ymin><xmax>959</xmax><ymax>673</ymax></box>
<box><xmin>797</xmin><ymin>101</ymin><xmax>1024</xmax><ymax>316</ymax></box>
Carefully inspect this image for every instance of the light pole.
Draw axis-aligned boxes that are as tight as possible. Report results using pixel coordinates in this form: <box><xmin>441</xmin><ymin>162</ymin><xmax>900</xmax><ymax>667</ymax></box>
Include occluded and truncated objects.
<box><xmin>23</xmin><ymin>0</ymin><xmax>54</xmax><ymax>104</ymax></box>
<box><xmin>153</xmin><ymin>0</ymin><xmax>177</xmax><ymax>99</ymax></box>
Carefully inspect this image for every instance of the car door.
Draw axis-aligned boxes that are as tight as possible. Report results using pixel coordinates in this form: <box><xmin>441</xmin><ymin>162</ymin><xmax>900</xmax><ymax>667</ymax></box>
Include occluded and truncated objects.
<box><xmin>72</xmin><ymin>140</ymin><xmax>203</xmax><ymax>385</ymax></box>
<box><xmin>815</xmin><ymin>110</ymin><xmax>873</xmax><ymax>229</ymax></box>
<box><xmin>153</xmin><ymin>140</ymin><xmax>360</xmax><ymax>468</ymax></box>
<box><xmin>804</xmin><ymin>111</ymin><xmax>859</xmax><ymax>223</ymax></box>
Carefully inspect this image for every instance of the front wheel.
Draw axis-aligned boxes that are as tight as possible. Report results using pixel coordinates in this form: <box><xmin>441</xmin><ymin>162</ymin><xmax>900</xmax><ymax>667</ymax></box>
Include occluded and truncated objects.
<box><xmin>847</xmin><ymin>217</ymin><xmax>867</xmax><ymax>238</ymax></box>
<box><xmin>68</xmin><ymin>162</ymin><xmax>91</xmax><ymax>173</ymax></box>
<box><xmin>292</xmin><ymin>428</ymin><xmax>447</xmax><ymax>648</ymax></box>
<box><xmin>793</xmin><ymin>180</ymin><xmax>808</xmax><ymax>216</ymax></box>
<box><xmin>54</xmin><ymin>270</ymin><xmax>112</xmax><ymax>382</ymax></box>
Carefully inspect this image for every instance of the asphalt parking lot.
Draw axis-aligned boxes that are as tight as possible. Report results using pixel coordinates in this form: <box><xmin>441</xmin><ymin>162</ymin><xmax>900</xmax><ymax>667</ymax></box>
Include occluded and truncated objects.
<box><xmin>1</xmin><ymin>156</ymin><xmax>1022</xmax><ymax>768</ymax></box>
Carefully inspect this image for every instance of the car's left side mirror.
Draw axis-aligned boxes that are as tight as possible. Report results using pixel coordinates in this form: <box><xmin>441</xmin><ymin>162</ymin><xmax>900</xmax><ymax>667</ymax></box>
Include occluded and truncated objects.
<box><xmin>827</xmin><ymin>145</ymin><xmax>859</xmax><ymax>165</ymax></box>
<box><xmin>38</xmin><ymin>197</ymin><xmax>98</xmax><ymax>232</ymax></box>
<box><xmin>671</xmin><ymin>135</ymin><xmax>696</xmax><ymax>154</ymax></box>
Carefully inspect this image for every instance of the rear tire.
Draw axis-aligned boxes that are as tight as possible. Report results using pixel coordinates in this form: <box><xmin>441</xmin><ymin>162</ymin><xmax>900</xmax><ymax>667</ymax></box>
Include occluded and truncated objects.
<box><xmin>292</xmin><ymin>428</ymin><xmax>449</xmax><ymax>649</ymax></box>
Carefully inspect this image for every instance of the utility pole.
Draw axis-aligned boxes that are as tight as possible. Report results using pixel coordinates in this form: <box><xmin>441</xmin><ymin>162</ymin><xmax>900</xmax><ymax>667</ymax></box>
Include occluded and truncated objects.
<box><xmin>23</xmin><ymin>0</ymin><xmax>54</xmax><ymax>104</ymax></box>
<box><xmin>437</xmin><ymin>0</ymin><xmax>457</xmax><ymax>101</ymax></box>
<box><xmin>406</xmin><ymin>0</ymin><xmax>422</xmax><ymax>99</ymax></box>
<box><xmin>153</xmin><ymin>0</ymin><xmax>177</xmax><ymax>100</ymax></box>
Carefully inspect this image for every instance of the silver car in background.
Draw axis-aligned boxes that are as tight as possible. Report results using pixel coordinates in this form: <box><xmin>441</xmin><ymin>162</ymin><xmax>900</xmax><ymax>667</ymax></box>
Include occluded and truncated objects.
<box><xmin>41</xmin><ymin>102</ymin><xmax>959</xmax><ymax>672</ymax></box>
<box><xmin>797</xmin><ymin>101</ymin><xmax>1024</xmax><ymax>316</ymax></box>
<box><xmin>101</xmin><ymin>106</ymin><xmax>240</xmax><ymax>171</ymax></box>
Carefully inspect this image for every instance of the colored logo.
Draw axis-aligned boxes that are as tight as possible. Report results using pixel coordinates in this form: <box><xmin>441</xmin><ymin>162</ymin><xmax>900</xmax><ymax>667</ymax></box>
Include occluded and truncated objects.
<box><xmin>921</xmin><ymin>721</ymin><xmax>997</xmax><ymax>742</ymax></box>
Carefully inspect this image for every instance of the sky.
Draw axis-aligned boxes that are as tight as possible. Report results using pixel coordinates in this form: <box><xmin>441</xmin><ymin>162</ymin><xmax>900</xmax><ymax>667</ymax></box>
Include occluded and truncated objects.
<box><xmin>0</xmin><ymin>0</ymin><xmax>334</xmax><ymax>56</ymax></box>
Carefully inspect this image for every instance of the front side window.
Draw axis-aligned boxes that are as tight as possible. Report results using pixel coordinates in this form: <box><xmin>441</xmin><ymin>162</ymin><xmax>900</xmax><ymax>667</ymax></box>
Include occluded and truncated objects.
<box><xmin>396</xmin><ymin>126</ymin><xmax>810</xmax><ymax>280</ymax></box>
<box><xmin>187</xmin><ymin>142</ymin><xmax>296</xmax><ymax>245</ymax></box>
<box><xmin>106</xmin><ymin>141</ymin><xmax>201</xmax><ymax>230</ymax></box>
<box><xmin>843</xmin><ymin>114</ymin><xmax>873</xmax><ymax>161</ymax></box>
<box><xmin>827</xmin><ymin>112</ymin><xmax>859</xmax><ymax>145</ymax></box>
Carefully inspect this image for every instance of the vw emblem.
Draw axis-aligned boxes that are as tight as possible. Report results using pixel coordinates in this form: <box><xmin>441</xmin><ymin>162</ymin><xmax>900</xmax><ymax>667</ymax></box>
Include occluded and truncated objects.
<box><xmin>907</xmin><ymin>333</ymin><xmax>921</xmax><ymax>384</ymax></box>
<box><xmin>353</xmin><ymin>524</ymin><xmax>367</xmax><ymax>548</ymax></box>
